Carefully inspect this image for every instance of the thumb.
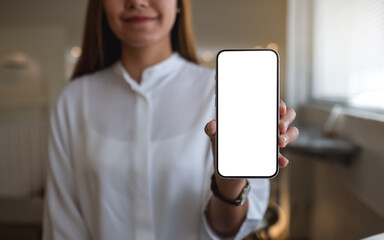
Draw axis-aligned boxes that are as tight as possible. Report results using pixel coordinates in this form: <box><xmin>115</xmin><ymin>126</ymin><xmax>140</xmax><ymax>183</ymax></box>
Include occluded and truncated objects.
<box><xmin>204</xmin><ymin>120</ymin><xmax>216</xmax><ymax>140</ymax></box>
<box><xmin>204</xmin><ymin>120</ymin><xmax>216</xmax><ymax>154</ymax></box>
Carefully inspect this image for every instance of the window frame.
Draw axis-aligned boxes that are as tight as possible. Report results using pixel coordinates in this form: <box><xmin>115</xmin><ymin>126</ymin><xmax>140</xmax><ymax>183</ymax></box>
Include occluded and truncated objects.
<box><xmin>286</xmin><ymin>0</ymin><xmax>384</xmax><ymax>118</ymax></box>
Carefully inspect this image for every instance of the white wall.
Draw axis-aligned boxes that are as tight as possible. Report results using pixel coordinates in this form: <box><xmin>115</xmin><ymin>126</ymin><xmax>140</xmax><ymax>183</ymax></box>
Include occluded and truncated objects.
<box><xmin>0</xmin><ymin>0</ymin><xmax>87</xmax><ymax>197</ymax></box>
<box><xmin>0</xmin><ymin>0</ymin><xmax>88</xmax><ymax>104</ymax></box>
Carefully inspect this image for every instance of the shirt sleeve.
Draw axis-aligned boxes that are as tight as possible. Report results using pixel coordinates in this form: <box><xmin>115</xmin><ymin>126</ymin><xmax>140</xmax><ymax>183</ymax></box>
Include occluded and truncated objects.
<box><xmin>43</xmin><ymin>90</ymin><xmax>90</xmax><ymax>240</ymax></box>
<box><xmin>200</xmin><ymin>178</ymin><xmax>270</xmax><ymax>240</ymax></box>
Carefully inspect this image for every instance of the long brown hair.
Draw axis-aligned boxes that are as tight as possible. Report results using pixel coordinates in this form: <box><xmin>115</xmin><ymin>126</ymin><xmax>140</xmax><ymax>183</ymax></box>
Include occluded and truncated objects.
<box><xmin>71</xmin><ymin>0</ymin><xmax>198</xmax><ymax>80</ymax></box>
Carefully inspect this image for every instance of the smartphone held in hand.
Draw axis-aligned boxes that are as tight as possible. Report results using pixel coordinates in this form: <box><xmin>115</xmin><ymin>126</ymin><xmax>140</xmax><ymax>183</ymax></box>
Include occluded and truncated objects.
<box><xmin>216</xmin><ymin>49</ymin><xmax>279</xmax><ymax>178</ymax></box>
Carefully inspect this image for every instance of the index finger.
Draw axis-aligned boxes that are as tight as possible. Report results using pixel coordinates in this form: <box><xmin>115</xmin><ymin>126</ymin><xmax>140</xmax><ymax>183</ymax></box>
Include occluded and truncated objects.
<box><xmin>280</xmin><ymin>100</ymin><xmax>287</xmax><ymax>116</ymax></box>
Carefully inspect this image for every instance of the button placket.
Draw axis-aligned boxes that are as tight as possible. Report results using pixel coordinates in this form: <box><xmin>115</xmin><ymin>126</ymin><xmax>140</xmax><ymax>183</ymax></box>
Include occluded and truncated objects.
<box><xmin>131</xmin><ymin>92</ymin><xmax>155</xmax><ymax>240</ymax></box>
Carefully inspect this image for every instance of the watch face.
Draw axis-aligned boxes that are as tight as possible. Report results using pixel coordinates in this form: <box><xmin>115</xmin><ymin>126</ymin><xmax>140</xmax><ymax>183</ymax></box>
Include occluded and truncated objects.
<box><xmin>238</xmin><ymin>181</ymin><xmax>251</xmax><ymax>205</ymax></box>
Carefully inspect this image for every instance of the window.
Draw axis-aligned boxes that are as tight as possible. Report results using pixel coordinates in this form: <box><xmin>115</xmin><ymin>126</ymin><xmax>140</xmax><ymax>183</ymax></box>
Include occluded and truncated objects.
<box><xmin>312</xmin><ymin>0</ymin><xmax>384</xmax><ymax>110</ymax></box>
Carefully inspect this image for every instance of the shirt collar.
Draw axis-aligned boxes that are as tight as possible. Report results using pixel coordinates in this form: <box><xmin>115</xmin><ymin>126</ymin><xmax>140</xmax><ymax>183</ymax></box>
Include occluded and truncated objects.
<box><xmin>113</xmin><ymin>52</ymin><xmax>184</xmax><ymax>93</ymax></box>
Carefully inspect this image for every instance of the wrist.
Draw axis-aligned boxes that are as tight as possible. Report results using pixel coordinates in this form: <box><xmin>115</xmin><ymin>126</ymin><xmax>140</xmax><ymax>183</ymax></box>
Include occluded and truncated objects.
<box><xmin>214</xmin><ymin>174</ymin><xmax>247</xmax><ymax>199</ymax></box>
<box><xmin>211</xmin><ymin>174</ymin><xmax>250</xmax><ymax>206</ymax></box>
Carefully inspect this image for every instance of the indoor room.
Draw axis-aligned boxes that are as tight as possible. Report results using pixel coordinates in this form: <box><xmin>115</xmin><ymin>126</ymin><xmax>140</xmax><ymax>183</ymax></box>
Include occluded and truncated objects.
<box><xmin>0</xmin><ymin>0</ymin><xmax>383</xmax><ymax>239</ymax></box>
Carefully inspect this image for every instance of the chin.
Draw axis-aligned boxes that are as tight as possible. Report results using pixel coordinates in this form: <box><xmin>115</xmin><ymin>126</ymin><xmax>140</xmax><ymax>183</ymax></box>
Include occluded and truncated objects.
<box><xmin>126</xmin><ymin>41</ymin><xmax>156</xmax><ymax>48</ymax></box>
<box><xmin>122</xmin><ymin>35</ymin><xmax>161</xmax><ymax>48</ymax></box>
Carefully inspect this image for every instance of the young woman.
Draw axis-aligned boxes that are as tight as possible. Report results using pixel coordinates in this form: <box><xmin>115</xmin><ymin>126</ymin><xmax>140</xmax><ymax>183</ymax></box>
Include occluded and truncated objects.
<box><xmin>43</xmin><ymin>0</ymin><xmax>299</xmax><ymax>239</ymax></box>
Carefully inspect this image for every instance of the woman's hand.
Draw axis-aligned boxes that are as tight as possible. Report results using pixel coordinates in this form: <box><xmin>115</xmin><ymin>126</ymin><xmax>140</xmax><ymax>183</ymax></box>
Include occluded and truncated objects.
<box><xmin>277</xmin><ymin>100</ymin><xmax>299</xmax><ymax>167</ymax></box>
<box><xmin>204</xmin><ymin>100</ymin><xmax>299</xmax><ymax>170</ymax></box>
<box><xmin>204</xmin><ymin>100</ymin><xmax>299</xmax><ymax>237</ymax></box>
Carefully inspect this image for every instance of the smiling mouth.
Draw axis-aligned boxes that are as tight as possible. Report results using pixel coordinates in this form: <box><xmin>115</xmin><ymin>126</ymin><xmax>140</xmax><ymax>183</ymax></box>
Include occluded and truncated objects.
<box><xmin>123</xmin><ymin>16</ymin><xmax>158</xmax><ymax>24</ymax></box>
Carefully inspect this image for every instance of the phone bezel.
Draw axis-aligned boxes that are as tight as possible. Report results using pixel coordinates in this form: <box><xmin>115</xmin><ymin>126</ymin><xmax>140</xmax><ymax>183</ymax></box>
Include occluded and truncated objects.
<box><xmin>215</xmin><ymin>49</ymin><xmax>280</xmax><ymax>179</ymax></box>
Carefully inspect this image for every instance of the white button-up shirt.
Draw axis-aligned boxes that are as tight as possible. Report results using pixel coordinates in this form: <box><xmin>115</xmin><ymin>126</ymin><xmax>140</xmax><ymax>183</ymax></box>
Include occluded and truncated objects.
<box><xmin>43</xmin><ymin>53</ymin><xmax>269</xmax><ymax>240</ymax></box>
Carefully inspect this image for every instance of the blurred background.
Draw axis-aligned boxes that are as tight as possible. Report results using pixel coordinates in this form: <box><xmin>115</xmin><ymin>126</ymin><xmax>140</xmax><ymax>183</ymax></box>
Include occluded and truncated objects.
<box><xmin>0</xmin><ymin>0</ymin><xmax>383</xmax><ymax>239</ymax></box>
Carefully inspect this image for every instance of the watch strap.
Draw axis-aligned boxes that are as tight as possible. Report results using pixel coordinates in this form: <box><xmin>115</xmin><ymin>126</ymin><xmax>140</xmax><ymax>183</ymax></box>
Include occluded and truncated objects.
<box><xmin>210</xmin><ymin>174</ymin><xmax>251</xmax><ymax>206</ymax></box>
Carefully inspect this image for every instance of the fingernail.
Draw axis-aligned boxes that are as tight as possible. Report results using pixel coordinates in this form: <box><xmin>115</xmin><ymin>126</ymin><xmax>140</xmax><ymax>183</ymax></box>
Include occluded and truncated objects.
<box><xmin>284</xmin><ymin>159</ymin><xmax>289</xmax><ymax>167</ymax></box>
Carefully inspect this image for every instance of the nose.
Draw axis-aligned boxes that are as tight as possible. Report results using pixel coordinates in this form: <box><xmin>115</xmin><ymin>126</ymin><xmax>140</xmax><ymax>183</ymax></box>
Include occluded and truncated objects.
<box><xmin>125</xmin><ymin>0</ymin><xmax>149</xmax><ymax>10</ymax></box>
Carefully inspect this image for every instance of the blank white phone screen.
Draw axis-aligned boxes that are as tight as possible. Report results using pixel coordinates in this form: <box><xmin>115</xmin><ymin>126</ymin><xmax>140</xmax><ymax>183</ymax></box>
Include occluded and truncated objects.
<box><xmin>216</xmin><ymin>50</ymin><xmax>279</xmax><ymax>178</ymax></box>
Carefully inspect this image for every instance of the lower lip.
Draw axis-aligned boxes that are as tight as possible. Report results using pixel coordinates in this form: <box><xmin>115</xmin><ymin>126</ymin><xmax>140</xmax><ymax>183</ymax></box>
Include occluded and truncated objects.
<box><xmin>125</xmin><ymin>18</ymin><xmax>156</xmax><ymax>24</ymax></box>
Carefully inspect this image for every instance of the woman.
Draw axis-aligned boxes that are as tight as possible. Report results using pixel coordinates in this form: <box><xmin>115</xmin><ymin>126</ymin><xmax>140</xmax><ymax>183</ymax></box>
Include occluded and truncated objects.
<box><xmin>43</xmin><ymin>0</ymin><xmax>299</xmax><ymax>239</ymax></box>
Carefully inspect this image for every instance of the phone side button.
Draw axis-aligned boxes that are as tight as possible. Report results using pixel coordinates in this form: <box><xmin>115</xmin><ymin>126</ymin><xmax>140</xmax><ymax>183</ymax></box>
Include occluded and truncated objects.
<box><xmin>215</xmin><ymin>92</ymin><xmax>218</xmax><ymax>108</ymax></box>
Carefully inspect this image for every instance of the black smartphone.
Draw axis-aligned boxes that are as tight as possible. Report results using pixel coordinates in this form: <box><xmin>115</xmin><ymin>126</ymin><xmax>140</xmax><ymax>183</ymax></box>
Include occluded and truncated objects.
<box><xmin>216</xmin><ymin>49</ymin><xmax>279</xmax><ymax>178</ymax></box>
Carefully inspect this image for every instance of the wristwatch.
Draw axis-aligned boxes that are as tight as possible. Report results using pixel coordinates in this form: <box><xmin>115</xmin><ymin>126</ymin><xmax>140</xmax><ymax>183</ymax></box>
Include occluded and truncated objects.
<box><xmin>210</xmin><ymin>174</ymin><xmax>251</xmax><ymax>206</ymax></box>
